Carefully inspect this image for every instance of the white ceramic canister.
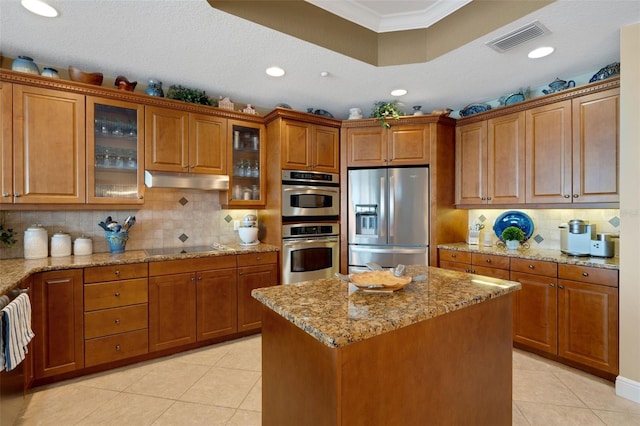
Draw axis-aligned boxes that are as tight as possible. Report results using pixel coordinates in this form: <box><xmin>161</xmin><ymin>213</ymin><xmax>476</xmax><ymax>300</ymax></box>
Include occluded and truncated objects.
<box><xmin>50</xmin><ymin>232</ymin><xmax>72</xmax><ymax>257</ymax></box>
<box><xmin>24</xmin><ymin>224</ymin><xmax>48</xmax><ymax>259</ymax></box>
<box><xmin>73</xmin><ymin>235</ymin><xmax>93</xmax><ymax>256</ymax></box>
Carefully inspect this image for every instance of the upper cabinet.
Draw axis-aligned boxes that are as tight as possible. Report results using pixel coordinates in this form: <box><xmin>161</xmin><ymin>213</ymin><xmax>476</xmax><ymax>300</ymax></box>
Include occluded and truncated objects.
<box><xmin>456</xmin><ymin>112</ymin><xmax>526</xmax><ymax>205</ymax></box>
<box><xmin>0</xmin><ymin>82</ymin><xmax>12</xmax><ymax>204</ymax></box>
<box><xmin>456</xmin><ymin>78</ymin><xmax>620</xmax><ymax>207</ymax></box>
<box><xmin>87</xmin><ymin>97</ymin><xmax>145</xmax><ymax>204</ymax></box>
<box><xmin>345</xmin><ymin>123</ymin><xmax>430</xmax><ymax>167</ymax></box>
<box><xmin>281</xmin><ymin>119</ymin><xmax>339</xmax><ymax>173</ymax></box>
<box><xmin>13</xmin><ymin>85</ymin><xmax>86</xmax><ymax>204</ymax></box>
<box><xmin>145</xmin><ymin>105</ymin><xmax>227</xmax><ymax>175</ymax></box>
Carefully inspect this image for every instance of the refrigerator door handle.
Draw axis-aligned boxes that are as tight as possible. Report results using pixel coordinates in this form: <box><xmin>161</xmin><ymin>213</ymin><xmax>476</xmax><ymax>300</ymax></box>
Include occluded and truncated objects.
<box><xmin>350</xmin><ymin>246</ymin><xmax>427</xmax><ymax>255</ymax></box>
<box><xmin>380</xmin><ymin>175</ymin><xmax>386</xmax><ymax>239</ymax></box>
<box><xmin>389</xmin><ymin>174</ymin><xmax>395</xmax><ymax>239</ymax></box>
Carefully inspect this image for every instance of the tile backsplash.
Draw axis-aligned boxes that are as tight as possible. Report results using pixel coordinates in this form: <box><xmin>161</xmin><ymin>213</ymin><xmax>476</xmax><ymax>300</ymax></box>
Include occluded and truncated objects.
<box><xmin>0</xmin><ymin>188</ymin><xmax>257</xmax><ymax>259</ymax></box>
<box><xmin>468</xmin><ymin>208</ymin><xmax>621</xmax><ymax>256</ymax></box>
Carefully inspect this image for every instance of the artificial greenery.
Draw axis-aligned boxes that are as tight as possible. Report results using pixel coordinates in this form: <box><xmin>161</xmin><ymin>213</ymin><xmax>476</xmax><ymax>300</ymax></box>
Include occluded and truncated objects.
<box><xmin>166</xmin><ymin>85</ymin><xmax>215</xmax><ymax>106</ymax></box>
<box><xmin>501</xmin><ymin>226</ymin><xmax>525</xmax><ymax>242</ymax></box>
<box><xmin>371</xmin><ymin>101</ymin><xmax>403</xmax><ymax>129</ymax></box>
<box><xmin>0</xmin><ymin>220</ymin><xmax>17</xmax><ymax>248</ymax></box>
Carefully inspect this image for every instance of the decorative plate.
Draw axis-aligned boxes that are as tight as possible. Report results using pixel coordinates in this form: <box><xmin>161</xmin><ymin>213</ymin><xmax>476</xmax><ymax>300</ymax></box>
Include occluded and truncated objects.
<box><xmin>589</xmin><ymin>62</ymin><xmax>620</xmax><ymax>83</ymax></box>
<box><xmin>493</xmin><ymin>210</ymin><xmax>534</xmax><ymax>241</ymax></box>
<box><xmin>459</xmin><ymin>103</ymin><xmax>491</xmax><ymax>117</ymax></box>
<box><xmin>275</xmin><ymin>103</ymin><xmax>292</xmax><ymax>109</ymax></box>
<box><xmin>499</xmin><ymin>92</ymin><xmax>525</xmax><ymax>106</ymax></box>
<box><xmin>314</xmin><ymin>109</ymin><xmax>334</xmax><ymax>118</ymax></box>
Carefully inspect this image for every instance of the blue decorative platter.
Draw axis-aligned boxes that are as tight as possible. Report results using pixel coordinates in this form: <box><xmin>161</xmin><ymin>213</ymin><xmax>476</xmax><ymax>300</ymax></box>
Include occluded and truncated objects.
<box><xmin>589</xmin><ymin>62</ymin><xmax>620</xmax><ymax>83</ymax></box>
<box><xmin>460</xmin><ymin>103</ymin><xmax>491</xmax><ymax>117</ymax></box>
<box><xmin>493</xmin><ymin>210</ymin><xmax>534</xmax><ymax>241</ymax></box>
<box><xmin>499</xmin><ymin>92</ymin><xmax>525</xmax><ymax>106</ymax></box>
<box><xmin>314</xmin><ymin>109</ymin><xmax>334</xmax><ymax>118</ymax></box>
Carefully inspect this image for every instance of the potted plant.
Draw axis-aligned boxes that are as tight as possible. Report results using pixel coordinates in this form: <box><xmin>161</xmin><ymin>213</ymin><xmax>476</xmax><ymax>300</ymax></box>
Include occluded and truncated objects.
<box><xmin>166</xmin><ymin>84</ymin><xmax>215</xmax><ymax>106</ymax></box>
<box><xmin>371</xmin><ymin>101</ymin><xmax>403</xmax><ymax>129</ymax></box>
<box><xmin>501</xmin><ymin>226</ymin><xmax>525</xmax><ymax>250</ymax></box>
<box><xmin>0</xmin><ymin>219</ymin><xmax>17</xmax><ymax>248</ymax></box>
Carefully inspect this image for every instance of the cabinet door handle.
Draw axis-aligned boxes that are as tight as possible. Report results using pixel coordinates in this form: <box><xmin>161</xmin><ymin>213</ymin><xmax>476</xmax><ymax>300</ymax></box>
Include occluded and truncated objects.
<box><xmin>2</xmin><ymin>193</ymin><xmax>10</xmax><ymax>197</ymax></box>
<box><xmin>573</xmin><ymin>194</ymin><xmax>579</xmax><ymax>198</ymax></box>
<box><xmin>558</xmin><ymin>285</ymin><xmax>564</xmax><ymax>289</ymax></box>
<box><xmin>549</xmin><ymin>283</ymin><xmax>555</xmax><ymax>287</ymax></box>
<box><xmin>115</xmin><ymin>319</ymin><xmax>121</xmax><ymax>325</ymax></box>
<box><xmin>487</xmin><ymin>196</ymin><xmax>492</xmax><ymax>200</ymax></box>
<box><xmin>582</xmin><ymin>272</ymin><xmax>589</xmax><ymax>277</ymax></box>
<box><xmin>198</xmin><ymin>276</ymin><xmax>203</xmax><ymax>280</ymax></box>
<box><xmin>138</xmin><ymin>194</ymin><xmax>144</xmax><ymax>200</ymax></box>
<box><xmin>14</xmin><ymin>193</ymin><xmax>21</xmax><ymax>197</ymax></box>
<box><xmin>115</xmin><ymin>345</ymin><xmax>121</xmax><ymax>351</ymax></box>
<box><xmin>564</xmin><ymin>194</ymin><xmax>570</xmax><ymax>198</ymax></box>
<box><xmin>114</xmin><ymin>291</ymin><xmax>121</xmax><ymax>297</ymax></box>
<box><xmin>191</xmin><ymin>277</ymin><xmax>196</xmax><ymax>282</ymax></box>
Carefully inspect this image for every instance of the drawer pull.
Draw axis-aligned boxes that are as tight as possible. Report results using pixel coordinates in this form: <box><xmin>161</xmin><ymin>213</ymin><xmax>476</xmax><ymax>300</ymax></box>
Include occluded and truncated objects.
<box><xmin>582</xmin><ymin>272</ymin><xmax>589</xmax><ymax>277</ymax></box>
<box><xmin>115</xmin><ymin>319</ymin><xmax>120</xmax><ymax>325</ymax></box>
<box><xmin>115</xmin><ymin>345</ymin><xmax>121</xmax><ymax>351</ymax></box>
<box><xmin>115</xmin><ymin>291</ymin><xmax>121</xmax><ymax>297</ymax></box>
<box><xmin>451</xmin><ymin>254</ymin><xmax>457</xmax><ymax>258</ymax></box>
<box><xmin>485</xmin><ymin>259</ymin><xmax>492</xmax><ymax>263</ymax></box>
<box><xmin>528</xmin><ymin>265</ymin><xmax>534</xmax><ymax>269</ymax></box>
<box><xmin>256</xmin><ymin>256</ymin><xmax>261</xmax><ymax>261</ymax></box>
<box><xmin>115</xmin><ymin>270</ymin><xmax>121</xmax><ymax>276</ymax></box>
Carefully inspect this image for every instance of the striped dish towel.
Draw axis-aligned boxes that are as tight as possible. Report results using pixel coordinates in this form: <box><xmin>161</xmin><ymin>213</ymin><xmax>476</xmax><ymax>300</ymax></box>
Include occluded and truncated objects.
<box><xmin>0</xmin><ymin>294</ymin><xmax>10</xmax><ymax>372</ymax></box>
<box><xmin>2</xmin><ymin>293</ymin><xmax>35</xmax><ymax>371</ymax></box>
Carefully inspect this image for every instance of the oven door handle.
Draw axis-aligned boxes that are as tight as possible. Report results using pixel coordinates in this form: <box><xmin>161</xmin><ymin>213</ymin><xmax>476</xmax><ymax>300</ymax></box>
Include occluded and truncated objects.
<box><xmin>283</xmin><ymin>237</ymin><xmax>339</xmax><ymax>247</ymax></box>
<box><xmin>283</xmin><ymin>186</ymin><xmax>338</xmax><ymax>195</ymax></box>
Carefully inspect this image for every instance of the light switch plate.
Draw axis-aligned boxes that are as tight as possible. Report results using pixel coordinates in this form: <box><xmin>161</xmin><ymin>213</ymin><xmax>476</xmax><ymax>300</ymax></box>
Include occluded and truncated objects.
<box><xmin>233</xmin><ymin>220</ymin><xmax>240</xmax><ymax>230</ymax></box>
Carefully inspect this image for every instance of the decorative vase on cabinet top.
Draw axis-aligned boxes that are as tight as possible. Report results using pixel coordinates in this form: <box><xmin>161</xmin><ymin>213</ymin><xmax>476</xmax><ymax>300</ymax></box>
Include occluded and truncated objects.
<box><xmin>146</xmin><ymin>79</ymin><xmax>164</xmax><ymax>97</ymax></box>
<box><xmin>542</xmin><ymin>78</ymin><xmax>575</xmax><ymax>94</ymax></box>
<box><xmin>41</xmin><ymin>67</ymin><xmax>60</xmax><ymax>78</ymax></box>
<box><xmin>11</xmin><ymin>56</ymin><xmax>40</xmax><ymax>75</ymax></box>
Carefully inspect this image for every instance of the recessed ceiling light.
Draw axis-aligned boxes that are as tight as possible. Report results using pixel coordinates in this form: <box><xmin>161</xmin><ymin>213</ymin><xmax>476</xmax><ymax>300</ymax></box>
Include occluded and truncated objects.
<box><xmin>21</xmin><ymin>0</ymin><xmax>58</xmax><ymax>17</ymax></box>
<box><xmin>390</xmin><ymin>89</ymin><xmax>407</xmax><ymax>97</ymax></box>
<box><xmin>320</xmin><ymin>71</ymin><xmax>329</xmax><ymax>77</ymax></box>
<box><xmin>266</xmin><ymin>66</ymin><xmax>285</xmax><ymax>77</ymax></box>
<box><xmin>528</xmin><ymin>46</ymin><xmax>554</xmax><ymax>59</ymax></box>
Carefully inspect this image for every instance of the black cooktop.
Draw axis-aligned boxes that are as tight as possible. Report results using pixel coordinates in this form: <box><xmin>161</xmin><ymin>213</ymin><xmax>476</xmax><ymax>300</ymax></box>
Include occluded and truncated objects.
<box><xmin>143</xmin><ymin>245</ymin><xmax>231</xmax><ymax>256</ymax></box>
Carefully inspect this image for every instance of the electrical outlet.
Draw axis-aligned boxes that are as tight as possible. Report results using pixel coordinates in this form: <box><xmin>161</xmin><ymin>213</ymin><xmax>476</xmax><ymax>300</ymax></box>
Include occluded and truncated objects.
<box><xmin>233</xmin><ymin>220</ymin><xmax>240</xmax><ymax>231</ymax></box>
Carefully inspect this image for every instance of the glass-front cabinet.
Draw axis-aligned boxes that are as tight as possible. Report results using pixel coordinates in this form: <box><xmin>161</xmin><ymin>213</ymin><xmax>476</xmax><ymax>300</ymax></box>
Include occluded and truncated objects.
<box><xmin>224</xmin><ymin>120</ymin><xmax>265</xmax><ymax>207</ymax></box>
<box><xmin>87</xmin><ymin>97</ymin><xmax>144</xmax><ymax>204</ymax></box>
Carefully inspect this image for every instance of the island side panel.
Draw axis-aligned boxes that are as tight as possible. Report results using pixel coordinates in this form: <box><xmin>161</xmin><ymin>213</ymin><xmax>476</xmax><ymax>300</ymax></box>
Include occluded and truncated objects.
<box><xmin>340</xmin><ymin>294</ymin><xmax>513</xmax><ymax>426</ymax></box>
<box><xmin>261</xmin><ymin>308</ymin><xmax>340</xmax><ymax>426</ymax></box>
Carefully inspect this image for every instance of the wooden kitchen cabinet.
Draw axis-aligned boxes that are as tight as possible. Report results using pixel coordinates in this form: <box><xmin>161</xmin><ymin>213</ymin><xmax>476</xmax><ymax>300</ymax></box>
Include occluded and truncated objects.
<box><xmin>196</xmin><ymin>268</ymin><xmax>238</xmax><ymax>341</ymax></box>
<box><xmin>31</xmin><ymin>269</ymin><xmax>84</xmax><ymax>379</ymax></box>
<box><xmin>571</xmin><ymin>88</ymin><xmax>620</xmax><ymax>203</ymax></box>
<box><xmin>12</xmin><ymin>85</ymin><xmax>86</xmax><ymax>203</ymax></box>
<box><xmin>83</xmin><ymin>263</ymin><xmax>149</xmax><ymax>367</ymax></box>
<box><xmin>281</xmin><ymin>119</ymin><xmax>339</xmax><ymax>173</ymax></box>
<box><xmin>438</xmin><ymin>249</ymin><xmax>509</xmax><ymax>279</ymax></box>
<box><xmin>237</xmin><ymin>252</ymin><xmax>278</xmax><ymax>331</ymax></box>
<box><xmin>0</xmin><ymin>82</ymin><xmax>11</xmax><ymax>204</ymax></box>
<box><xmin>86</xmin><ymin>96</ymin><xmax>145</xmax><ymax>204</ymax></box>
<box><xmin>455</xmin><ymin>112</ymin><xmax>525</xmax><ymax>205</ymax></box>
<box><xmin>346</xmin><ymin>124</ymin><xmax>430</xmax><ymax>167</ymax></box>
<box><xmin>557</xmin><ymin>264</ymin><xmax>618</xmax><ymax>375</ymax></box>
<box><xmin>145</xmin><ymin>105</ymin><xmax>227</xmax><ymax>174</ymax></box>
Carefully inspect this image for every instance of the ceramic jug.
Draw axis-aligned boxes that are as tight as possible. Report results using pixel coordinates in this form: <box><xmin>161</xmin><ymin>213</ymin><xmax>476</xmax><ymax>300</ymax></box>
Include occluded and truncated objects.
<box><xmin>11</xmin><ymin>56</ymin><xmax>40</xmax><ymax>75</ymax></box>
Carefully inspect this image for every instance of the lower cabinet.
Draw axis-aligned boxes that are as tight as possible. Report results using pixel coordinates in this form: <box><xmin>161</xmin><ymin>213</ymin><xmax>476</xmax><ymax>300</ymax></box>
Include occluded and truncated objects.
<box><xmin>196</xmin><ymin>268</ymin><xmax>238</xmax><ymax>341</ymax></box>
<box><xmin>237</xmin><ymin>252</ymin><xmax>279</xmax><ymax>331</ymax></box>
<box><xmin>31</xmin><ymin>269</ymin><xmax>84</xmax><ymax>379</ymax></box>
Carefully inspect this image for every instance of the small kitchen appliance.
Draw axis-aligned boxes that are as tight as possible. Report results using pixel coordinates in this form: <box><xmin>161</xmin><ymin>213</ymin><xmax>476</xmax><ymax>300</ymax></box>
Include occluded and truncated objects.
<box><xmin>238</xmin><ymin>214</ymin><xmax>259</xmax><ymax>246</ymax></box>
<box><xmin>590</xmin><ymin>233</ymin><xmax>615</xmax><ymax>258</ymax></box>
<box><xmin>559</xmin><ymin>220</ymin><xmax>595</xmax><ymax>256</ymax></box>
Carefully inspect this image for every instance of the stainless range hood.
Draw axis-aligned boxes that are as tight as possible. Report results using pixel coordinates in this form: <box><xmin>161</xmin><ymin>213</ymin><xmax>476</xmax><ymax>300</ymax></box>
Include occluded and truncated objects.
<box><xmin>144</xmin><ymin>171</ymin><xmax>229</xmax><ymax>190</ymax></box>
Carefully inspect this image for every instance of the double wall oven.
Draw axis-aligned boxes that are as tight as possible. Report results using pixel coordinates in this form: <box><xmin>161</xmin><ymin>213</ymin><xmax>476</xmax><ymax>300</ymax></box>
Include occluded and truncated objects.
<box><xmin>281</xmin><ymin>170</ymin><xmax>339</xmax><ymax>284</ymax></box>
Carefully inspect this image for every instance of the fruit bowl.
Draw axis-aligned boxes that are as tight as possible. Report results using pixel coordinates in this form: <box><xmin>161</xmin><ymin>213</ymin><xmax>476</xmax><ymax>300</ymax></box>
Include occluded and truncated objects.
<box><xmin>68</xmin><ymin>65</ymin><xmax>103</xmax><ymax>86</ymax></box>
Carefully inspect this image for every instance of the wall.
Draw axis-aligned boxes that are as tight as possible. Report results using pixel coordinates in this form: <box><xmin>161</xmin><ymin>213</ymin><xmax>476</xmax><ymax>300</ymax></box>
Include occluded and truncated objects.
<box><xmin>0</xmin><ymin>188</ymin><xmax>257</xmax><ymax>259</ymax></box>
<box><xmin>618</xmin><ymin>22</ymin><xmax>640</xmax><ymax>403</ymax></box>
<box><xmin>468</xmin><ymin>208</ymin><xmax>620</xmax><ymax>255</ymax></box>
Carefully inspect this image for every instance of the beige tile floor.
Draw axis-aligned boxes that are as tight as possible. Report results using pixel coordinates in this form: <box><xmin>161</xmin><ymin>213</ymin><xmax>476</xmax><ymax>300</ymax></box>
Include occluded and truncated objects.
<box><xmin>15</xmin><ymin>335</ymin><xmax>640</xmax><ymax>425</ymax></box>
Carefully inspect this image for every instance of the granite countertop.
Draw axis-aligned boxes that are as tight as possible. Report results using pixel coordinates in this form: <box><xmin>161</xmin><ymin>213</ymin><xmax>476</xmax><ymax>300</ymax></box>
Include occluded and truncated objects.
<box><xmin>438</xmin><ymin>242</ymin><xmax>619</xmax><ymax>270</ymax></box>
<box><xmin>0</xmin><ymin>243</ymin><xmax>279</xmax><ymax>297</ymax></box>
<box><xmin>252</xmin><ymin>265</ymin><xmax>520</xmax><ymax>349</ymax></box>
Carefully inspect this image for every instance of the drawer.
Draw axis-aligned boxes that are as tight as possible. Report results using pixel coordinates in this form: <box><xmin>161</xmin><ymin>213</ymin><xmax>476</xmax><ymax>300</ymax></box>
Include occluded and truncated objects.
<box><xmin>85</xmin><ymin>304</ymin><xmax>148</xmax><ymax>339</ymax></box>
<box><xmin>438</xmin><ymin>249</ymin><xmax>471</xmax><ymax>264</ymax></box>
<box><xmin>84</xmin><ymin>278</ymin><xmax>148</xmax><ymax>311</ymax></box>
<box><xmin>85</xmin><ymin>329</ymin><xmax>148</xmax><ymax>367</ymax></box>
<box><xmin>237</xmin><ymin>251</ymin><xmax>277</xmax><ymax>267</ymax></box>
<box><xmin>510</xmin><ymin>258</ymin><xmax>557</xmax><ymax>277</ymax></box>
<box><xmin>471</xmin><ymin>253</ymin><xmax>509</xmax><ymax>270</ymax></box>
<box><xmin>439</xmin><ymin>260</ymin><xmax>471</xmax><ymax>273</ymax></box>
<box><xmin>471</xmin><ymin>265</ymin><xmax>510</xmax><ymax>280</ymax></box>
<box><xmin>558</xmin><ymin>264</ymin><xmax>618</xmax><ymax>287</ymax></box>
<box><xmin>84</xmin><ymin>263</ymin><xmax>148</xmax><ymax>283</ymax></box>
<box><xmin>149</xmin><ymin>255</ymin><xmax>236</xmax><ymax>276</ymax></box>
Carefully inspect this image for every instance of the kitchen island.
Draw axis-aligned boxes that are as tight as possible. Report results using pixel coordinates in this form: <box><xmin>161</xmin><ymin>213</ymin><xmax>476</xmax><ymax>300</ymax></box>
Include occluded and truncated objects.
<box><xmin>252</xmin><ymin>265</ymin><xmax>521</xmax><ymax>426</ymax></box>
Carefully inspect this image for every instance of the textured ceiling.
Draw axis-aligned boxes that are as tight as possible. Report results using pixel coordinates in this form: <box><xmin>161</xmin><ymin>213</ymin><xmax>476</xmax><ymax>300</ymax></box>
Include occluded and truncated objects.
<box><xmin>0</xmin><ymin>0</ymin><xmax>638</xmax><ymax>119</ymax></box>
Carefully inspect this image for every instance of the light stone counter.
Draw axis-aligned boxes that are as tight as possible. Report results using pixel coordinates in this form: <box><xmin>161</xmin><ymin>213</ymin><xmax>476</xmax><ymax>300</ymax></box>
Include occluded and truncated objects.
<box><xmin>0</xmin><ymin>243</ymin><xmax>279</xmax><ymax>297</ymax></box>
<box><xmin>438</xmin><ymin>242</ymin><xmax>619</xmax><ymax>270</ymax></box>
<box><xmin>252</xmin><ymin>264</ymin><xmax>520</xmax><ymax>348</ymax></box>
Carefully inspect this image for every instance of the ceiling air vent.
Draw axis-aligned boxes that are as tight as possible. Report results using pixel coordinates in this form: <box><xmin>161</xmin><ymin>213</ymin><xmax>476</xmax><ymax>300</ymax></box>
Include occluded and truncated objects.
<box><xmin>486</xmin><ymin>21</ymin><xmax>550</xmax><ymax>53</ymax></box>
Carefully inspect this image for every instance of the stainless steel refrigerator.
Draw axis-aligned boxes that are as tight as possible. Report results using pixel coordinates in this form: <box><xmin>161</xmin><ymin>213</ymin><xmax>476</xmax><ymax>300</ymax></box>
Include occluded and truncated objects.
<box><xmin>348</xmin><ymin>167</ymin><xmax>429</xmax><ymax>272</ymax></box>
